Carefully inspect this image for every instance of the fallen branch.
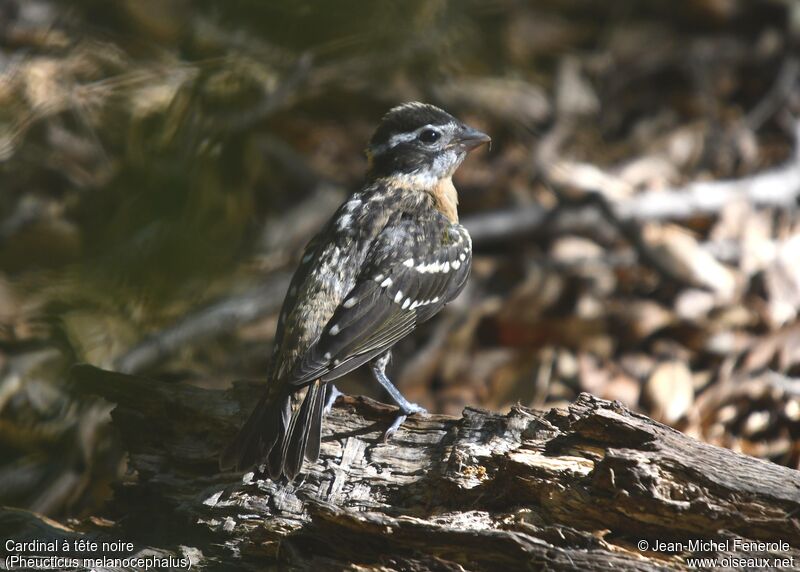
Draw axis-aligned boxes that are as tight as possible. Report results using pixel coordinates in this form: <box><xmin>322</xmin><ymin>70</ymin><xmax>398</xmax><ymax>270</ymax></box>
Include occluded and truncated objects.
<box><xmin>56</xmin><ymin>364</ymin><xmax>800</xmax><ymax>571</ymax></box>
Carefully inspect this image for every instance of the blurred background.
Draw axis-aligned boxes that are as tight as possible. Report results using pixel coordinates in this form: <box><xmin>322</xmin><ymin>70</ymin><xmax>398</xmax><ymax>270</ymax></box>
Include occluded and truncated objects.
<box><xmin>1</xmin><ymin>0</ymin><xmax>799</xmax><ymax>521</ymax></box>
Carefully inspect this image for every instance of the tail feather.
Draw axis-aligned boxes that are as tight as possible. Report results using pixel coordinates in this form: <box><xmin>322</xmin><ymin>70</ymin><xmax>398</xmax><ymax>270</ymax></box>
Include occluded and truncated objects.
<box><xmin>219</xmin><ymin>393</ymin><xmax>290</xmax><ymax>473</ymax></box>
<box><xmin>266</xmin><ymin>399</ymin><xmax>291</xmax><ymax>479</ymax></box>
<box><xmin>304</xmin><ymin>381</ymin><xmax>327</xmax><ymax>463</ymax></box>
<box><xmin>282</xmin><ymin>380</ymin><xmax>324</xmax><ymax>479</ymax></box>
<box><xmin>220</xmin><ymin>380</ymin><xmax>327</xmax><ymax>480</ymax></box>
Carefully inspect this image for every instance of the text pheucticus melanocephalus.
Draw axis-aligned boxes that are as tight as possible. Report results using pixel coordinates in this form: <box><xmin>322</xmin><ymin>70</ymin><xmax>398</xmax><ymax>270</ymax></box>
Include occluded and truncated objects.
<box><xmin>220</xmin><ymin>102</ymin><xmax>490</xmax><ymax>480</ymax></box>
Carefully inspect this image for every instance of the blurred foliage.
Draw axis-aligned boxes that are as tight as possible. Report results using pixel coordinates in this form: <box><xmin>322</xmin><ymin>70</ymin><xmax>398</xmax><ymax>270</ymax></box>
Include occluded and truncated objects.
<box><xmin>1</xmin><ymin>0</ymin><xmax>799</xmax><ymax>518</ymax></box>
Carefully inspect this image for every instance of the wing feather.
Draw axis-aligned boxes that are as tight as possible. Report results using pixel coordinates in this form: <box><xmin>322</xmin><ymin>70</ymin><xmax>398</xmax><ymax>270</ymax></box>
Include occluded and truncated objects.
<box><xmin>288</xmin><ymin>213</ymin><xmax>471</xmax><ymax>386</ymax></box>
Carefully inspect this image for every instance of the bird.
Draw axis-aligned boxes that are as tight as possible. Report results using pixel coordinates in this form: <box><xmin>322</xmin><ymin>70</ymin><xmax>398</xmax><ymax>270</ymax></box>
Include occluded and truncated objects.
<box><xmin>219</xmin><ymin>102</ymin><xmax>490</xmax><ymax>480</ymax></box>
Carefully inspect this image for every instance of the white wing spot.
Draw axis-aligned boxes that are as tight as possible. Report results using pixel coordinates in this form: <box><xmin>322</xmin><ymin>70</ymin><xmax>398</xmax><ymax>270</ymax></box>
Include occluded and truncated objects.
<box><xmin>324</xmin><ymin>352</ymin><xmax>332</xmax><ymax>360</ymax></box>
<box><xmin>394</xmin><ymin>290</ymin><xmax>403</xmax><ymax>303</ymax></box>
<box><xmin>402</xmin><ymin>297</ymin><xmax>411</xmax><ymax>310</ymax></box>
<box><xmin>345</xmin><ymin>198</ymin><xmax>362</xmax><ymax>212</ymax></box>
<box><xmin>337</xmin><ymin>214</ymin><xmax>353</xmax><ymax>230</ymax></box>
<box><xmin>374</xmin><ymin>273</ymin><xmax>385</xmax><ymax>282</ymax></box>
<box><xmin>415</xmin><ymin>258</ymin><xmax>467</xmax><ymax>274</ymax></box>
<box><xmin>329</xmin><ymin>325</ymin><xmax>340</xmax><ymax>336</ymax></box>
<box><xmin>459</xmin><ymin>253</ymin><xmax>466</xmax><ymax>261</ymax></box>
<box><xmin>343</xmin><ymin>296</ymin><xmax>357</xmax><ymax>308</ymax></box>
<box><xmin>403</xmin><ymin>258</ymin><xmax>414</xmax><ymax>268</ymax></box>
<box><xmin>381</xmin><ymin>277</ymin><xmax>393</xmax><ymax>288</ymax></box>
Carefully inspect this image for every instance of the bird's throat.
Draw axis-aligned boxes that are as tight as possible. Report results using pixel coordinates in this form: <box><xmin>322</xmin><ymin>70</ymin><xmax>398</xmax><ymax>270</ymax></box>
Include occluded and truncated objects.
<box><xmin>431</xmin><ymin>176</ymin><xmax>459</xmax><ymax>223</ymax></box>
<box><xmin>378</xmin><ymin>172</ymin><xmax>460</xmax><ymax>222</ymax></box>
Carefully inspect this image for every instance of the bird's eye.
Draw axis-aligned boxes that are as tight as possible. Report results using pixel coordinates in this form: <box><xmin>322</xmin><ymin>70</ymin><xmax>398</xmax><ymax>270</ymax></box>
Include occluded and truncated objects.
<box><xmin>418</xmin><ymin>128</ymin><xmax>441</xmax><ymax>144</ymax></box>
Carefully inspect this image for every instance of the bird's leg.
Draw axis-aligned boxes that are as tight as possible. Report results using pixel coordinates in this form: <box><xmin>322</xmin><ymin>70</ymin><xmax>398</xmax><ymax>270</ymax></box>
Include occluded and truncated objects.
<box><xmin>369</xmin><ymin>350</ymin><xmax>427</xmax><ymax>440</ymax></box>
<box><xmin>370</xmin><ymin>351</ymin><xmax>425</xmax><ymax>412</ymax></box>
<box><xmin>323</xmin><ymin>383</ymin><xmax>343</xmax><ymax>415</ymax></box>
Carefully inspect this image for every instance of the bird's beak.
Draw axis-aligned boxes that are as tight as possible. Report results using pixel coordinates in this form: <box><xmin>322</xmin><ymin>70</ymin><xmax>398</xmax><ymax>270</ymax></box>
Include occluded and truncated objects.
<box><xmin>456</xmin><ymin>125</ymin><xmax>491</xmax><ymax>151</ymax></box>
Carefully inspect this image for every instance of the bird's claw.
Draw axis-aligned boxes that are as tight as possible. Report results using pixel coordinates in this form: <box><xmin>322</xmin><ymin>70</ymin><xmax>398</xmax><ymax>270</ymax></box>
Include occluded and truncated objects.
<box><xmin>381</xmin><ymin>403</ymin><xmax>427</xmax><ymax>441</ymax></box>
<box><xmin>405</xmin><ymin>403</ymin><xmax>427</xmax><ymax>415</ymax></box>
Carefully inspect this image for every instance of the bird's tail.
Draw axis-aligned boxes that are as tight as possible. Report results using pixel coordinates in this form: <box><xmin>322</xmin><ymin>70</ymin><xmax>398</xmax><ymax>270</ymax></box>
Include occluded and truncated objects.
<box><xmin>219</xmin><ymin>380</ymin><xmax>326</xmax><ymax>480</ymax></box>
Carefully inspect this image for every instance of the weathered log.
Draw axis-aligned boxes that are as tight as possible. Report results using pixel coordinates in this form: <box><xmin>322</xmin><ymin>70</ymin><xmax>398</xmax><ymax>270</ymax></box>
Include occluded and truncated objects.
<box><xmin>9</xmin><ymin>364</ymin><xmax>794</xmax><ymax>571</ymax></box>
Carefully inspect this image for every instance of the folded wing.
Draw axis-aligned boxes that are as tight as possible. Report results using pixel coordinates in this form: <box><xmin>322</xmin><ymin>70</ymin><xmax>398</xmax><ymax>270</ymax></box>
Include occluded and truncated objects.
<box><xmin>289</xmin><ymin>213</ymin><xmax>472</xmax><ymax>387</ymax></box>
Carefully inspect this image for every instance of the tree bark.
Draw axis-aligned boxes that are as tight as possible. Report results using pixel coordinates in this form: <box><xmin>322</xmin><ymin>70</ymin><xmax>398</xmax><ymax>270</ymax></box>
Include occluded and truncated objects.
<box><xmin>5</xmin><ymin>364</ymin><xmax>797</xmax><ymax>571</ymax></box>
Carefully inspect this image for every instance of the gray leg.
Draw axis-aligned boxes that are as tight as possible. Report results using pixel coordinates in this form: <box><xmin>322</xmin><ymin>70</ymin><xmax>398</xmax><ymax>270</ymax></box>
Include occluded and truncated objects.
<box><xmin>324</xmin><ymin>384</ymin><xmax>342</xmax><ymax>415</ymax></box>
<box><xmin>369</xmin><ymin>350</ymin><xmax>427</xmax><ymax>440</ymax></box>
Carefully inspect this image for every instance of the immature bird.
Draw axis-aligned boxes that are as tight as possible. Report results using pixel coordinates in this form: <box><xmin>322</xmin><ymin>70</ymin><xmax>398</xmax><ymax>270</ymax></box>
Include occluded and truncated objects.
<box><xmin>220</xmin><ymin>102</ymin><xmax>490</xmax><ymax>480</ymax></box>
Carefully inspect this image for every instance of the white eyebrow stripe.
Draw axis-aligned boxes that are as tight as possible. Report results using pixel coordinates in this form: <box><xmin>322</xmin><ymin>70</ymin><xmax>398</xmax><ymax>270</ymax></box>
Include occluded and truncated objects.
<box><xmin>370</xmin><ymin>123</ymin><xmax>452</xmax><ymax>155</ymax></box>
<box><xmin>388</xmin><ymin>131</ymin><xmax>420</xmax><ymax>147</ymax></box>
<box><xmin>370</xmin><ymin>131</ymin><xmax>417</xmax><ymax>155</ymax></box>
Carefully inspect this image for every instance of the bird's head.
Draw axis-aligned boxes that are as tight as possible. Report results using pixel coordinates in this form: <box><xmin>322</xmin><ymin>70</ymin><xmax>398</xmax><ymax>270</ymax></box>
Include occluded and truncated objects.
<box><xmin>366</xmin><ymin>102</ymin><xmax>490</xmax><ymax>187</ymax></box>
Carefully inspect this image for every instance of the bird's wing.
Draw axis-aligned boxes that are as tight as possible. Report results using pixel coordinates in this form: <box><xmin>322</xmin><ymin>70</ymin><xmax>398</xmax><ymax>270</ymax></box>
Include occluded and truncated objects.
<box><xmin>288</xmin><ymin>214</ymin><xmax>472</xmax><ymax>386</ymax></box>
<box><xmin>272</xmin><ymin>231</ymin><xmax>326</xmax><ymax>354</ymax></box>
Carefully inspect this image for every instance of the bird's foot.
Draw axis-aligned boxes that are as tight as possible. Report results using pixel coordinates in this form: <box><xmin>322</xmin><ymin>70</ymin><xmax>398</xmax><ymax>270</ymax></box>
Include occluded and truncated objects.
<box><xmin>381</xmin><ymin>403</ymin><xmax>427</xmax><ymax>442</ymax></box>
<box><xmin>323</xmin><ymin>384</ymin><xmax>343</xmax><ymax>415</ymax></box>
